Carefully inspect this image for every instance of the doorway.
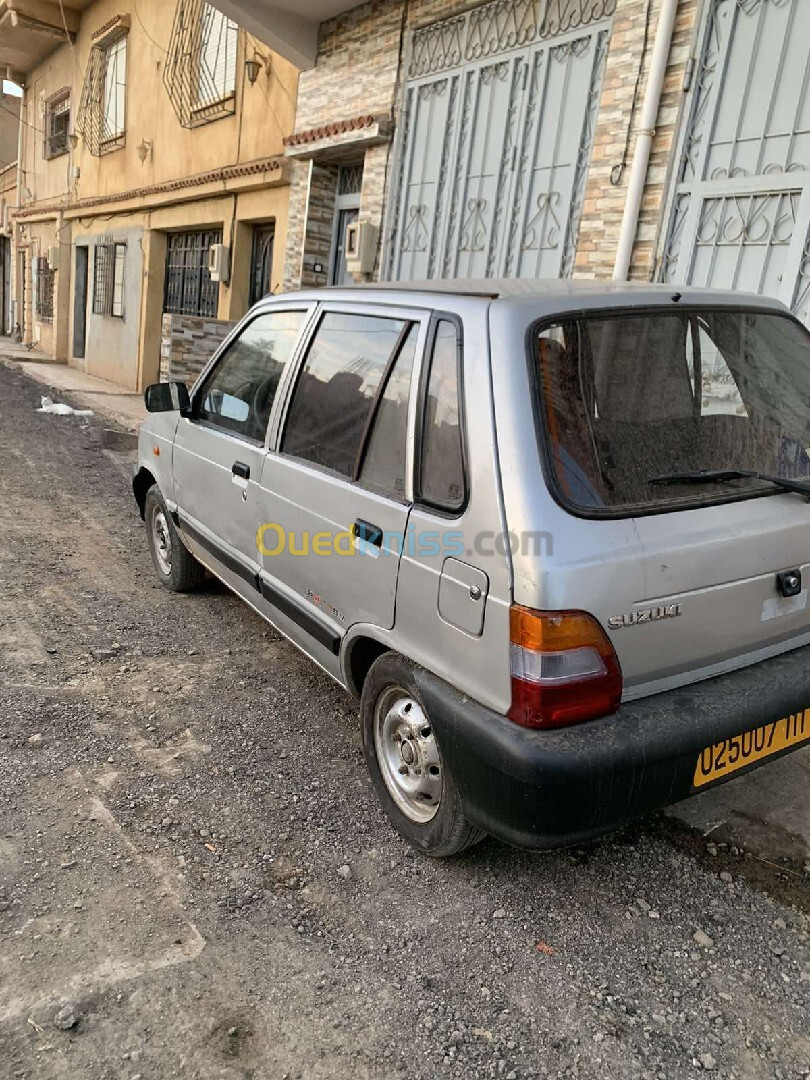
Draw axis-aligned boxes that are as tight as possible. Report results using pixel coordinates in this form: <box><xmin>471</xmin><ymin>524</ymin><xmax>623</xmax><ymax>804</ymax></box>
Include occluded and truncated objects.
<box><xmin>73</xmin><ymin>246</ymin><xmax>89</xmax><ymax>359</ymax></box>
<box><xmin>329</xmin><ymin>163</ymin><xmax>363</xmax><ymax>286</ymax></box>
<box><xmin>0</xmin><ymin>237</ymin><xmax>10</xmax><ymax>335</ymax></box>
<box><xmin>249</xmin><ymin>224</ymin><xmax>275</xmax><ymax>307</ymax></box>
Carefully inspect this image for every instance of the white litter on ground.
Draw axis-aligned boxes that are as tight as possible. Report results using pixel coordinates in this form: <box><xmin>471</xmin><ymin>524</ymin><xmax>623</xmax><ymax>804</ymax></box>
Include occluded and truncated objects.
<box><xmin>37</xmin><ymin>396</ymin><xmax>94</xmax><ymax>418</ymax></box>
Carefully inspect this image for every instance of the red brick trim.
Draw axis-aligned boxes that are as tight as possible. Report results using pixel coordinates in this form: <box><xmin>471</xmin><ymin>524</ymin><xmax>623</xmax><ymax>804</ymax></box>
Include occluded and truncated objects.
<box><xmin>45</xmin><ymin>86</ymin><xmax>71</xmax><ymax>106</ymax></box>
<box><xmin>284</xmin><ymin>114</ymin><xmax>385</xmax><ymax>148</ymax></box>
<box><xmin>91</xmin><ymin>14</ymin><xmax>131</xmax><ymax>43</ymax></box>
<box><xmin>13</xmin><ymin>156</ymin><xmax>286</xmax><ymax>219</ymax></box>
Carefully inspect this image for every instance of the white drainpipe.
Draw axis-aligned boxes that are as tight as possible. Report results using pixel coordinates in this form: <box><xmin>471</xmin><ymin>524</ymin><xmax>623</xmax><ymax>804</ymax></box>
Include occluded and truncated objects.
<box><xmin>612</xmin><ymin>0</ymin><xmax>680</xmax><ymax>281</ymax></box>
<box><xmin>14</xmin><ymin>81</ymin><xmax>26</xmax><ymax>335</ymax></box>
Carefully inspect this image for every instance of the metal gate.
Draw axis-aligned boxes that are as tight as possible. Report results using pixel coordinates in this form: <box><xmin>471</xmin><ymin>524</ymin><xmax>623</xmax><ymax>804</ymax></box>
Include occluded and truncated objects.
<box><xmin>385</xmin><ymin>0</ymin><xmax>615</xmax><ymax>282</ymax></box>
<box><xmin>662</xmin><ymin>0</ymin><xmax>810</xmax><ymax>321</ymax></box>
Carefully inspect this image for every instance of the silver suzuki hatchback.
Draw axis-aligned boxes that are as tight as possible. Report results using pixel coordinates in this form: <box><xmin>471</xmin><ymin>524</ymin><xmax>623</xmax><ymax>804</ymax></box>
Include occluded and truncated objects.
<box><xmin>134</xmin><ymin>280</ymin><xmax>810</xmax><ymax>856</ymax></box>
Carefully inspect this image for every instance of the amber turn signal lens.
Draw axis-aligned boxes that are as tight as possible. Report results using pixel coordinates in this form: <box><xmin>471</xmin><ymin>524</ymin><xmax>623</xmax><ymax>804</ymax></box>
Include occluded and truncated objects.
<box><xmin>510</xmin><ymin>605</ymin><xmax>615</xmax><ymax>656</ymax></box>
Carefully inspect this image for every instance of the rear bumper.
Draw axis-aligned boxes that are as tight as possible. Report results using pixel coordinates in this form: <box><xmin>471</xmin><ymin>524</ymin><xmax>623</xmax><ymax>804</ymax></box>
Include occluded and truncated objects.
<box><xmin>414</xmin><ymin>646</ymin><xmax>810</xmax><ymax>850</ymax></box>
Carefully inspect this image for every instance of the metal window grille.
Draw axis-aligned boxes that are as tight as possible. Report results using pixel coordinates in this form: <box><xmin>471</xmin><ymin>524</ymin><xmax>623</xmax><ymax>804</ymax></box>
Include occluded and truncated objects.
<box><xmin>93</xmin><ymin>241</ymin><xmax>126</xmax><ymax>317</ymax></box>
<box><xmin>77</xmin><ymin>34</ymin><xmax>128</xmax><ymax>156</ymax></box>
<box><xmin>338</xmin><ymin>163</ymin><xmax>364</xmax><ymax>197</ymax></box>
<box><xmin>35</xmin><ymin>259</ymin><xmax>54</xmax><ymax>322</ymax></box>
<box><xmin>164</xmin><ymin>230</ymin><xmax>222</xmax><ymax>317</ymax></box>
<box><xmin>43</xmin><ymin>92</ymin><xmax>70</xmax><ymax>159</ymax></box>
<box><xmin>164</xmin><ymin>0</ymin><xmax>239</xmax><ymax>128</ymax></box>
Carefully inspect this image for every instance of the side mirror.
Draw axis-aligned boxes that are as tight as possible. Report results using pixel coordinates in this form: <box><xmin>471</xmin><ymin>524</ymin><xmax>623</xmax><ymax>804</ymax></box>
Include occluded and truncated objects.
<box><xmin>144</xmin><ymin>381</ymin><xmax>190</xmax><ymax>414</ymax></box>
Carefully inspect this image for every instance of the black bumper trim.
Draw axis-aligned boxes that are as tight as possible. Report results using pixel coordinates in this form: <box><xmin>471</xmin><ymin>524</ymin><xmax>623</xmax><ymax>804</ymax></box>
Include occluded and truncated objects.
<box><xmin>413</xmin><ymin>645</ymin><xmax>810</xmax><ymax>851</ymax></box>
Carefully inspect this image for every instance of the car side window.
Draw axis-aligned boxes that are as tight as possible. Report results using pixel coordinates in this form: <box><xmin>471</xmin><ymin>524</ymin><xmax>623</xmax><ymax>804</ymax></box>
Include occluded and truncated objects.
<box><xmin>282</xmin><ymin>311</ymin><xmax>413</xmax><ymax>479</ymax></box>
<box><xmin>419</xmin><ymin>319</ymin><xmax>465</xmax><ymax>511</ymax></box>
<box><xmin>358</xmin><ymin>326</ymin><xmax>418</xmax><ymax>499</ymax></box>
<box><xmin>195</xmin><ymin>310</ymin><xmax>306</xmax><ymax>442</ymax></box>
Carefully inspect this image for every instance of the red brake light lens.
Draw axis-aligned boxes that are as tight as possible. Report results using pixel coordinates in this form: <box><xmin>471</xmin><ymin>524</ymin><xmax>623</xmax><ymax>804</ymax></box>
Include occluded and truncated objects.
<box><xmin>508</xmin><ymin>607</ymin><xmax>622</xmax><ymax>730</ymax></box>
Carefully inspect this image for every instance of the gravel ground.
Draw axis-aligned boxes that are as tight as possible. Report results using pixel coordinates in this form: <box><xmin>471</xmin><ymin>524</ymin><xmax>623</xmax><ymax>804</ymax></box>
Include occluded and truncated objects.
<box><xmin>0</xmin><ymin>362</ymin><xmax>808</xmax><ymax>1080</ymax></box>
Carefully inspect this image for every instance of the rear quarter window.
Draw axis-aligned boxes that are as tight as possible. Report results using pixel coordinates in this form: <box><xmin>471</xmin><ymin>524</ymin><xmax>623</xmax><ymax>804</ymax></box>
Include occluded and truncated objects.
<box><xmin>419</xmin><ymin>319</ymin><xmax>466</xmax><ymax>512</ymax></box>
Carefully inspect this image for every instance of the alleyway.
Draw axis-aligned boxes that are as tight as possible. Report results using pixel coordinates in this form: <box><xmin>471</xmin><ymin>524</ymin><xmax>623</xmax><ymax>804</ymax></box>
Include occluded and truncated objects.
<box><xmin>0</xmin><ymin>362</ymin><xmax>807</xmax><ymax>1080</ymax></box>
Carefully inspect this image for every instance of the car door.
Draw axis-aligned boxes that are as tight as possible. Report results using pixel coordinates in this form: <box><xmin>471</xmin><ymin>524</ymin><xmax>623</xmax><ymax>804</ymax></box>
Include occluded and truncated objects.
<box><xmin>172</xmin><ymin>304</ymin><xmax>313</xmax><ymax>583</ymax></box>
<box><xmin>256</xmin><ymin>303</ymin><xmax>428</xmax><ymax>659</ymax></box>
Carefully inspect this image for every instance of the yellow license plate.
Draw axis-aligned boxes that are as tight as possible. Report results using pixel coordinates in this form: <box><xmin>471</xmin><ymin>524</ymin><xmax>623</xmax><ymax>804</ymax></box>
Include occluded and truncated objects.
<box><xmin>693</xmin><ymin>709</ymin><xmax>810</xmax><ymax>789</ymax></box>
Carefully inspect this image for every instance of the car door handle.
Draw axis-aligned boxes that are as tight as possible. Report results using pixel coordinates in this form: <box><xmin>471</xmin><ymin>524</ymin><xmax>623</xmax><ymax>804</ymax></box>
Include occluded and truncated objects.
<box><xmin>353</xmin><ymin>519</ymin><xmax>383</xmax><ymax>548</ymax></box>
<box><xmin>232</xmin><ymin>461</ymin><xmax>250</xmax><ymax>480</ymax></box>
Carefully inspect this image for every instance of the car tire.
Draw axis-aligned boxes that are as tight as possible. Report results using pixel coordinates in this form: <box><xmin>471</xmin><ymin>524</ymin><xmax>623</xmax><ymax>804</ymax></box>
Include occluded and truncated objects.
<box><xmin>144</xmin><ymin>485</ymin><xmax>206</xmax><ymax>592</ymax></box>
<box><xmin>361</xmin><ymin>653</ymin><xmax>486</xmax><ymax>857</ymax></box>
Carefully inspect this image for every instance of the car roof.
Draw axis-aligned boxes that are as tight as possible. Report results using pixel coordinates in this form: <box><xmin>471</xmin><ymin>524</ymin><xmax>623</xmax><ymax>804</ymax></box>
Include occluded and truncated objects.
<box><xmin>281</xmin><ymin>278</ymin><xmax>789</xmax><ymax>317</ymax></box>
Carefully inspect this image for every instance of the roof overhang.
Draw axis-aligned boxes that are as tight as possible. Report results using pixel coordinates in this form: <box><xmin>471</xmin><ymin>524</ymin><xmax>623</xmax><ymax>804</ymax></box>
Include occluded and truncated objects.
<box><xmin>209</xmin><ymin>0</ymin><xmax>365</xmax><ymax>69</ymax></box>
<box><xmin>0</xmin><ymin>0</ymin><xmax>92</xmax><ymax>80</ymax></box>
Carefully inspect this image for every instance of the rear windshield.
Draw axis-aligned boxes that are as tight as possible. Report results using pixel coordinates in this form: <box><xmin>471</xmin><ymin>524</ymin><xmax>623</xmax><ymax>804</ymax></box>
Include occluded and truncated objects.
<box><xmin>533</xmin><ymin>308</ymin><xmax>810</xmax><ymax>516</ymax></box>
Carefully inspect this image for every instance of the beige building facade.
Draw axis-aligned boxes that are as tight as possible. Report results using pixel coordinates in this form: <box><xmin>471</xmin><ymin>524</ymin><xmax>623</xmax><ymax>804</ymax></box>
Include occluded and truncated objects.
<box><xmin>3</xmin><ymin>0</ymin><xmax>298</xmax><ymax>389</ymax></box>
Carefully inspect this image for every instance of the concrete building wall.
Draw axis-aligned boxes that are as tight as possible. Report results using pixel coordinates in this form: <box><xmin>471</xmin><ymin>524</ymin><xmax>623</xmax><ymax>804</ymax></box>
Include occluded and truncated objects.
<box><xmin>79</xmin><ymin>225</ymin><xmax>144</xmax><ymax>387</ymax></box>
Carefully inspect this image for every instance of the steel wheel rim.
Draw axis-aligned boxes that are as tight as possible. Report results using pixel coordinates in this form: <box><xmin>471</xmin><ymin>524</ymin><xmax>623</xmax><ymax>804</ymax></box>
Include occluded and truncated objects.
<box><xmin>152</xmin><ymin>509</ymin><xmax>173</xmax><ymax>575</ymax></box>
<box><xmin>373</xmin><ymin>688</ymin><xmax>443</xmax><ymax>824</ymax></box>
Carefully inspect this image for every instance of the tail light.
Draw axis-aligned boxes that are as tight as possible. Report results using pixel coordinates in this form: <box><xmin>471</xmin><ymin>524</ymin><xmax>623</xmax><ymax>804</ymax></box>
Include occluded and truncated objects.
<box><xmin>508</xmin><ymin>606</ymin><xmax>622</xmax><ymax>730</ymax></box>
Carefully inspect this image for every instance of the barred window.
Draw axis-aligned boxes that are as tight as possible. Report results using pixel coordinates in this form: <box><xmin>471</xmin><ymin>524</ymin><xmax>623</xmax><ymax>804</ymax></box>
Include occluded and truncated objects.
<box><xmin>198</xmin><ymin>5</ymin><xmax>238</xmax><ymax>105</ymax></box>
<box><xmin>35</xmin><ymin>259</ymin><xmax>55</xmax><ymax>322</ymax></box>
<box><xmin>164</xmin><ymin>230</ymin><xmax>221</xmax><ymax>317</ymax></box>
<box><xmin>43</xmin><ymin>91</ymin><xmax>70</xmax><ymax>160</ymax></box>
<box><xmin>101</xmin><ymin>36</ymin><xmax>127</xmax><ymax>144</ymax></box>
<box><xmin>93</xmin><ymin>242</ymin><xmax>126</xmax><ymax>317</ymax></box>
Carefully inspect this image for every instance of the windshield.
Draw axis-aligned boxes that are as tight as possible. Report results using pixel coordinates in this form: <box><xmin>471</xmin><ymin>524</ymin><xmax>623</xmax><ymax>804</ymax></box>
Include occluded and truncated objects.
<box><xmin>533</xmin><ymin>308</ymin><xmax>810</xmax><ymax>516</ymax></box>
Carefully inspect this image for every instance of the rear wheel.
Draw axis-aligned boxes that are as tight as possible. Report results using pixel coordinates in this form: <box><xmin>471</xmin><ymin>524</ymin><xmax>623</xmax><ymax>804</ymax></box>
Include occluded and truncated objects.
<box><xmin>144</xmin><ymin>485</ymin><xmax>205</xmax><ymax>592</ymax></box>
<box><xmin>361</xmin><ymin>654</ymin><xmax>485</xmax><ymax>857</ymax></box>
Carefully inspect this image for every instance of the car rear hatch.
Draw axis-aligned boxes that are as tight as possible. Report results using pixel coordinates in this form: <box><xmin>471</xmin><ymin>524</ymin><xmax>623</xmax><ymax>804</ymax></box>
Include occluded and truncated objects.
<box><xmin>525</xmin><ymin>303</ymin><xmax>810</xmax><ymax>698</ymax></box>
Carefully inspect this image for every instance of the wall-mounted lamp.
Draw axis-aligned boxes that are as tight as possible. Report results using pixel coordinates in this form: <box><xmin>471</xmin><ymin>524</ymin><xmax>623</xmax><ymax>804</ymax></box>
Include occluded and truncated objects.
<box><xmin>245</xmin><ymin>51</ymin><xmax>271</xmax><ymax>86</ymax></box>
<box><xmin>136</xmin><ymin>139</ymin><xmax>153</xmax><ymax>164</ymax></box>
<box><xmin>69</xmin><ymin>132</ymin><xmax>79</xmax><ymax>150</ymax></box>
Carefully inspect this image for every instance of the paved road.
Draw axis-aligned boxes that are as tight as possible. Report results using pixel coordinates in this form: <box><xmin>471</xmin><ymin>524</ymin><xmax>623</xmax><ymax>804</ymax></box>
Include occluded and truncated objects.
<box><xmin>0</xmin><ymin>363</ymin><xmax>807</xmax><ymax>1080</ymax></box>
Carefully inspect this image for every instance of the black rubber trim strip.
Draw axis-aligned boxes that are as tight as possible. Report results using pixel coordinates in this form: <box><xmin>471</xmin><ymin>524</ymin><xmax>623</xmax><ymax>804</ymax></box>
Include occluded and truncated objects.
<box><xmin>259</xmin><ymin>578</ymin><xmax>342</xmax><ymax>655</ymax></box>
<box><xmin>173</xmin><ymin>511</ymin><xmax>341</xmax><ymax>655</ymax></box>
<box><xmin>175</xmin><ymin>514</ymin><xmax>260</xmax><ymax>591</ymax></box>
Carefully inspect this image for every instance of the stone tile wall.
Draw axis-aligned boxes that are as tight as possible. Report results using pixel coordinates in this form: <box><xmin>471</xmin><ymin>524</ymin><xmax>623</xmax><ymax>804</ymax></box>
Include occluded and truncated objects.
<box><xmin>575</xmin><ymin>0</ymin><xmax>699</xmax><ymax>279</ymax></box>
<box><xmin>160</xmin><ymin>313</ymin><xmax>236</xmax><ymax>384</ymax></box>
<box><xmin>283</xmin><ymin>0</ymin><xmax>702</xmax><ymax>289</ymax></box>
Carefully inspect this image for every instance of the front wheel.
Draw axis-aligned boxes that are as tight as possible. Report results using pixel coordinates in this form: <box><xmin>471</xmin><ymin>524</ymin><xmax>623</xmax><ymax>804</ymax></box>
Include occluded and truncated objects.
<box><xmin>144</xmin><ymin>485</ymin><xmax>206</xmax><ymax>592</ymax></box>
<box><xmin>361</xmin><ymin>654</ymin><xmax>485</xmax><ymax>857</ymax></box>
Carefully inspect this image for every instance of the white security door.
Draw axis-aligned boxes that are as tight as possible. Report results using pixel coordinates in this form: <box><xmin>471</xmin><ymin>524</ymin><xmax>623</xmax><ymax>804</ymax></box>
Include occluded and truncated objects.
<box><xmin>385</xmin><ymin>0</ymin><xmax>614</xmax><ymax>281</ymax></box>
<box><xmin>662</xmin><ymin>0</ymin><xmax>810</xmax><ymax>322</ymax></box>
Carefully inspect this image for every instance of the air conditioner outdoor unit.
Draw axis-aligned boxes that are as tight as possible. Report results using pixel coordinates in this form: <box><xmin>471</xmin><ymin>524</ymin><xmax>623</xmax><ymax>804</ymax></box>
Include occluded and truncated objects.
<box><xmin>47</xmin><ymin>244</ymin><xmax>60</xmax><ymax>270</ymax></box>
<box><xmin>208</xmin><ymin>243</ymin><xmax>230</xmax><ymax>284</ymax></box>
